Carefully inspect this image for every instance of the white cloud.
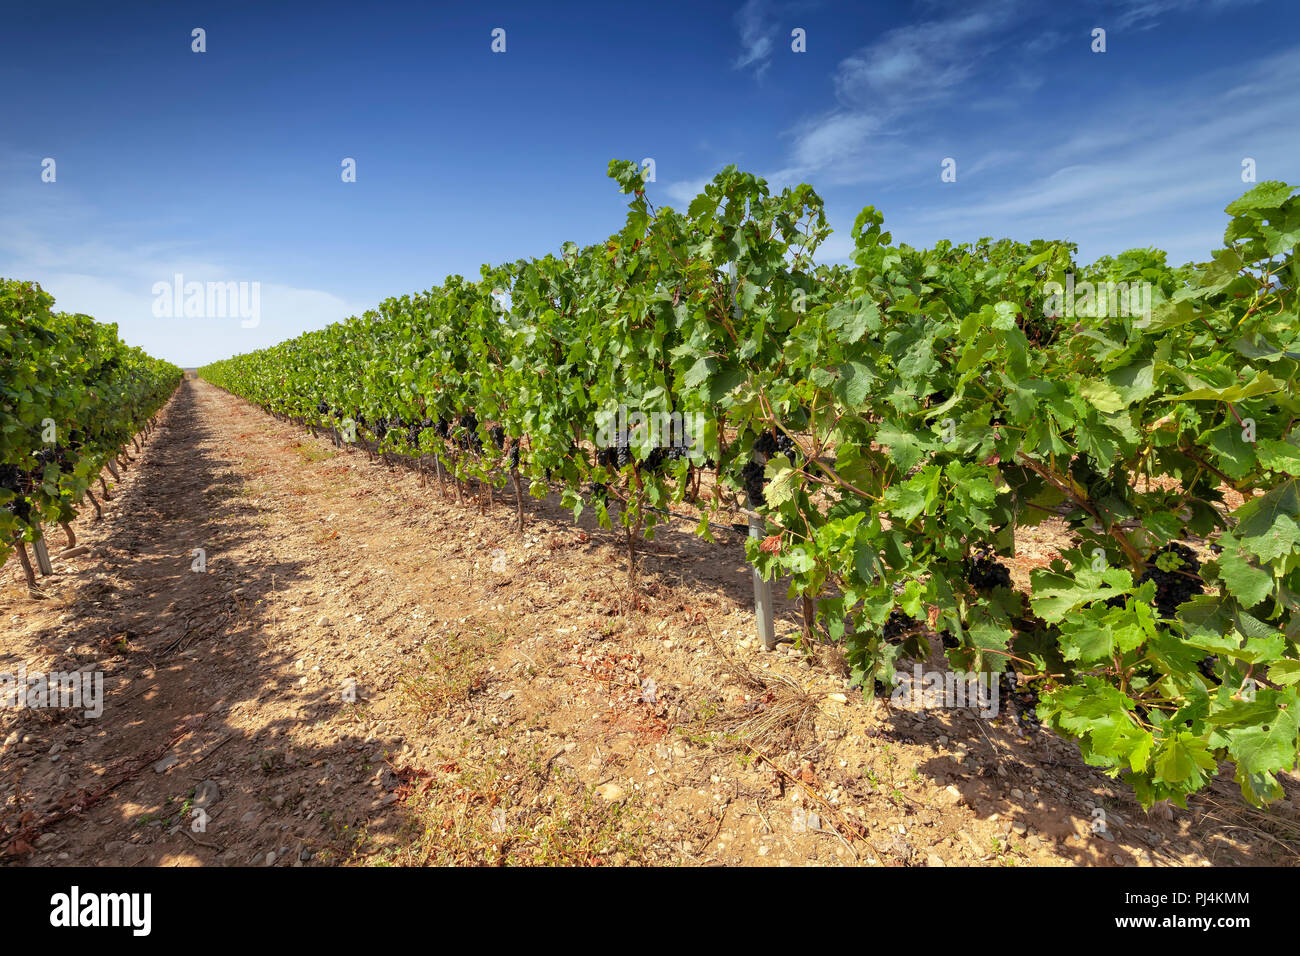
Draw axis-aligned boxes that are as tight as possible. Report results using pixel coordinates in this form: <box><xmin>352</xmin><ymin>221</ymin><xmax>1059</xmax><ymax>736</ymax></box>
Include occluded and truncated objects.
<box><xmin>834</xmin><ymin>0</ymin><xmax>1023</xmax><ymax>111</ymax></box>
<box><xmin>790</xmin><ymin>112</ymin><xmax>880</xmax><ymax>171</ymax></box>
<box><xmin>1109</xmin><ymin>0</ymin><xmax>1265</xmax><ymax>30</ymax></box>
<box><xmin>662</xmin><ymin>177</ymin><xmax>712</xmax><ymax>206</ymax></box>
<box><xmin>895</xmin><ymin>46</ymin><xmax>1300</xmax><ymax>264</ymax></box>
<box><xmin>0</xmin><ymin>183</ymin><xmax>366</xmax><ymax>366</ymax></box>
<box><xmin>733</xmin><ymin>0</ymin><xmax>776</xmax><ymax>77</ymax></box>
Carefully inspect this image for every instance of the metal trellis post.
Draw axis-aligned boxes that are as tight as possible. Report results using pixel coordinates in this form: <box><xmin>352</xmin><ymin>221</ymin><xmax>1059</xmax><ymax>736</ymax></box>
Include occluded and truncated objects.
<box><xmin>732</xmin><ymin>262</ymin><xmax>777</xmax><ymax>652</ymax></box>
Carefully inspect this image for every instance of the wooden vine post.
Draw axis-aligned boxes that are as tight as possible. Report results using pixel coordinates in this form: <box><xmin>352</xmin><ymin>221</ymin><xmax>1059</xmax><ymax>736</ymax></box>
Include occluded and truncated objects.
<box><xmin>31</xmin><ymin>535</ymin><xmax>53</xmax><ymax>576</ymax></box>
<box><xmin>511</xmin><ymin>463</ymin><xmax>524</xmax><ymax>533</ymax></box>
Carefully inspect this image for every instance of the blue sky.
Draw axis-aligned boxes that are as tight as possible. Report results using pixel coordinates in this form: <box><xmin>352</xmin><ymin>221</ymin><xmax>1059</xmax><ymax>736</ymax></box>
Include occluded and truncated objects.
<box><xmin>2</xmin><ymin>0</ymin><xmax>1296</xmax><ymax>367</ymax></box>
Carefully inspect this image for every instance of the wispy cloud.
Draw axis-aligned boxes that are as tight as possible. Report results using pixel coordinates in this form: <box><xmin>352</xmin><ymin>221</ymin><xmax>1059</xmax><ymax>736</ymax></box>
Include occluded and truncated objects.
<box><xmin>834</xmin><ymin>0</ymin><xmax>1023</xmax><ymax>112</ymax></box>
<box><xmin>664</xmin><ymin>177</ymin><xmax>712</xmax><ymax>205</ymax></box>
<box><xmin>900</xmin><ymin>43</ymin><xmax>1300</xmax><ymax>262</ymax></box>
<box><xmin>1023</xmin><ymin>30</ymin><xmax>1067</xmax><ymax>55</ymax></box>
<box><xmin>1108</xmin><ymin>0</ymin><xmax>1265</xmax><ymax>30</ymax></box>
<box><xmin>764</xmin><ymin>0</ymin><xmax>1032</xmax><ymax>186</ymax></box>
<box><xmin>733</xmin><ymin>0</ymin><xmax>777</xmax><ymax>77</ymax></box>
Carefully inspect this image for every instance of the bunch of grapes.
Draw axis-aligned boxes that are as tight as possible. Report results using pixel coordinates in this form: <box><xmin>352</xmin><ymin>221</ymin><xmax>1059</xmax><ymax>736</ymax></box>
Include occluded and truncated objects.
<box><xmin>434</xmin><ymin>417</ymin><xmax>450</xmax><ymax>439</ymax></box>
<box><xmin>966</xmin><ymin>543</ymin><xmax>1012</xmax><ymax>591</ymax></box>
<box><xmin>1197</xmin><ymin>655</ymin><xmax>1220</xmax><ymax>685</ymax></box>
<box><xmin>740</xmin><ymin>460</ymin><xmax>766</xmax><ymax>507</ymax></box>
<box><xmin>407</xmin><ymin>419</ymin><xmax>431</xmax><ymax>448</ymax></box>
<box><xmin>882</xmin><ymin>610</ymin><xmax>916</xmax><ymax>642</ymax></box>
<box><xmin>457</xmin><ymin>413</ymin><xmax>482</xmax><ymax>453</ymax></box>
<box><xmin>642</xmin><ymin>445</ymin><xmax>688</xmax><ymax>473</ymax></box>
<box><xmin>1003</xmin><ymin>672</ymin><xmax>1040</xmax><ymax>727</ymax></box>
<box><xmin>316</xmin><ymin>400</ymin><xmax>330</xmax><ymax>416</ymax></box>
<box><xmin>1</xmin><ymin>463</ymin><xmax>33</xmax><ymax>524</ymax></box>
<box><xmin>753</xmin><ymin>429</ymin><xmax>796</xmax><ymax>463</ymax></box>
<box><xmin>1136</xmin><ymin>542</ymin><xmax>1204</xmax><ymax>619</ymax></box>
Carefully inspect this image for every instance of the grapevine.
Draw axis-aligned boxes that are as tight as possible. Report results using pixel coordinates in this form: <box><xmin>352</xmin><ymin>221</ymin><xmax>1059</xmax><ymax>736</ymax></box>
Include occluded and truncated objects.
<box><xmin>197</xmin><ymin>167</ymin><xmax>1300</xmax><ymax>810</ymax></box>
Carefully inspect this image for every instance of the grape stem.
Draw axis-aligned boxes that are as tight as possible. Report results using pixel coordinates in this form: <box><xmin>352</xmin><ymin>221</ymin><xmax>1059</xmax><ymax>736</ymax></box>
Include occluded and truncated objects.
<box><xmin>1016</xmin><ymin>452</ymin><xmax>1144</xmax><ymax>570</ymax></box>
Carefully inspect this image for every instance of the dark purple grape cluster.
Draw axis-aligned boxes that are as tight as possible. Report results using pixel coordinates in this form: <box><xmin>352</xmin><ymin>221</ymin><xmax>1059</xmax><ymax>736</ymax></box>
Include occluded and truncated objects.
<box><xmin>457</xmin><ymin>413</ymin><xmax>482</xmax><ymax>453</ymax></box>
<box><xmin>1136</xmin><ymin>542</ymin><xmax>1204</xmax><ymax>618</ymax></box>
<box><xmin>0</xmin><ymin>463</ymin><xmax>23</xmax><ymax>491</ymax></box>
<box><xmin>966</xmin><ymin>543</ymin><xmax>1012</xmax><ymax>591</ymax></box>
<box><xmin>641</xmin><ymin>444</ymin><xmax>688</xmax><ymax>473</ymax></box>
<box><xmin>1197</xmin><ymin>655</ymin><xmax>1220</xmax><ymax>685</ymax></box>
<box><xmin>1</xmin><ymin>463</ymin><xmax>33</xmax><ymax>524</ymax></box>
<box><xmin>753</xmin><ymin>429</ymin><xmax>796</xmax><ymax>463</ymax></box>
<box><xmin>407</xmin><ymin>418</ymin><xmax>433</xmax><ymax>447</ymax></box>
<box><xmin>434</xmin><ymin>417</ymin><xmax>450</xmax><ymax>439</ymax></box>
<box><xmin>593</xmin><ymin>439</ymin><xmax>631</xmax><ymax>470</ymax></box>
<box><xmin>883</xmin><ymin>610</ymin><xmax>916</xmax><ymax>642</ymax></box>
<box><xmin>489</xmin><ymin>425</ymin><xmax>506</xmax><ymax>449</ymax></box>
<box><xmin>741</xmin><ymin>460</ymin><xmax>766</xmax><ymax>507</ymax></box>
<box><xmin>1003</xmin><ymin>672</ymin><xmax>1040</xmax><ymax>727</ymax></box>
<box><xmin>316</xmin><ymin>400</ymin><xmax>330</xmax><ymax>416</ymax></box>
<box><xmin>6</xmin><ymin>496</ymin><xmax>34</xmax><ymax>524</ymax></box>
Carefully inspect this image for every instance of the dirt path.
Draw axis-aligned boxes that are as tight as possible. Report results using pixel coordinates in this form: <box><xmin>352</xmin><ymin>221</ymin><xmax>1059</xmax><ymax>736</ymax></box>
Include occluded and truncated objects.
<box><xmin>1</xmin><ymin>378</ymin><xmax>1296</xmax><ymax>867</ymax></box>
